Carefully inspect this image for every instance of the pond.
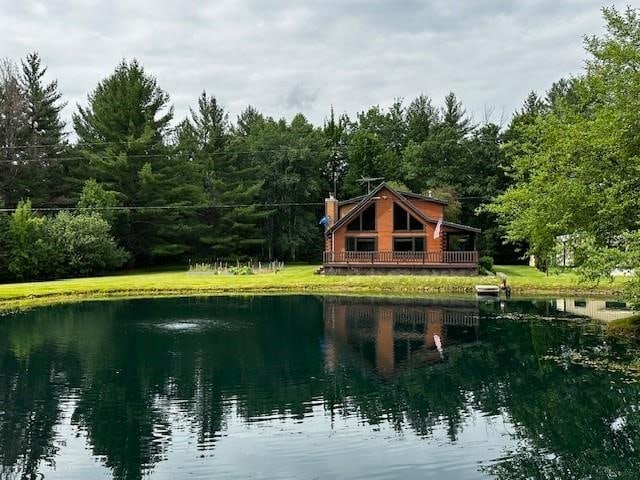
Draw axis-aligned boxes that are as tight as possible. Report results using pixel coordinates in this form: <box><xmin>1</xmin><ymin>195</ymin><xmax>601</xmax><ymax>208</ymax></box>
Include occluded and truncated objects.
<box><xmin>0</xmin><ymin>295</ymin><xmax>639</xmax><ymax>479</ymax></box>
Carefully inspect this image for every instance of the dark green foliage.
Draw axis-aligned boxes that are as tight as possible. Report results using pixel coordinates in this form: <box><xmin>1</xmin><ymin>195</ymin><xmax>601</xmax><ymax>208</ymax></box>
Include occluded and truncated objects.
<box><xmin>3</xmin><ymin>200</ymin><xmax>127</xmax><ymax>281</ymax></box>
<box><xmin>46</xmin><ymin>211</ymin><xmax>128</xmax><ymax>277</ymax></box>
<box><xmin>479</xmin><ymin>255</ymin><xmax>494</xmax><ymax>273</ymax></box>
<box><xmin>0</xmin><ymin>212</ymin><xmax>12</xmax><ymax>281</ymax></box>
<box><xmin>72</xmin><ymin>59</ymin><xmax>198</xmax><ymax>262</ymax></box>
<box><xmin>19</xmin><ymin>52</ymin><xmax>67</xmax><ymax>205</ymax></box>
<box><xmin>7</xmin><ymin>200</ymin><xmax>51</xmax><ymax>280</ymax></box>
<box><xmin>488</xmin><ymin>6</ymin><xmax>640</xmax><ymax>303</ymax></box>
<box><xmin>0</xmin><ymin>53</ymin><xmax>68</xmax><ymax>208</ymax></box>
<box><xmin>1</xmin><ymin>50</ymin><xmax>547</xmax><ymax>279</ymax></box>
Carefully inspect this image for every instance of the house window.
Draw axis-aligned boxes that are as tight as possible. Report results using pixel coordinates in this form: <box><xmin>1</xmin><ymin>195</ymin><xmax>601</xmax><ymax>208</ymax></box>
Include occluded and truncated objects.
<box><xmin>346</xmin><ymin>237</ymin><xmax>376</xmax><ymax>251</ymax></box>
<box><xmin>393</xmin><ymin>203</ymin><xmax>422</xmax><ymax>231</ymax></box>
<box><xmin>393</xmin><ymin>237</ymin><xmax>425</xmax><ymax>252</ymax></box>
<box><xmin>347</xmin><ymin>204</ymin><xmax>376</xmax><ymax>231</ymax></box>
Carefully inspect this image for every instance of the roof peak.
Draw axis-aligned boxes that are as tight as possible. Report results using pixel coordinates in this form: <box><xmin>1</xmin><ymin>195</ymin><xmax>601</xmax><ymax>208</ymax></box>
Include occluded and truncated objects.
<box><xmin>337</xmin><ymin>182</ymin><xmax>448</xmax><ymax>205</ymax></box>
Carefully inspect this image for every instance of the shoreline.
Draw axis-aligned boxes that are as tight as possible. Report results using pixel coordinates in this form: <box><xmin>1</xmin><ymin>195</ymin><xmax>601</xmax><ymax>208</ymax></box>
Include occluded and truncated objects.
<box><xmin>0</xmin><ymin>266</ymin><xmax>628</xmax><ymax>313</ymax></box>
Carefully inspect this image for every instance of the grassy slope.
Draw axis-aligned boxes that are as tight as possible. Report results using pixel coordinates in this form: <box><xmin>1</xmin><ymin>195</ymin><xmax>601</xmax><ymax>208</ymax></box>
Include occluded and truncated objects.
<box><xmin>0</xmin><ymin>265</ymin><xmax>627</xmax><ymax>312</ymax></box>
<box><xmin>607</xmin><ymin>314</ymin><xmax>640</xmax><ymax>340</ymax></box>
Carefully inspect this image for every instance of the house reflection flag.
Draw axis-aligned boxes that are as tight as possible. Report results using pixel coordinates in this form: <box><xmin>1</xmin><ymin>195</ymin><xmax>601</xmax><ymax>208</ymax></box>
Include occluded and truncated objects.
<box><xmin>434</xmin><ymin>217</ymin><xmax>443</xmax><ymax>239</ymax></box>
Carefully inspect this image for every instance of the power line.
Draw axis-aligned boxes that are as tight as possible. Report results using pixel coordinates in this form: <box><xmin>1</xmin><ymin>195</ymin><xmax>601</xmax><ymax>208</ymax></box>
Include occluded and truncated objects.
<box><xmin>0</xmin><ymin>202</ymin><xmax>325</xmax><ymax>213</ymax></box>
<box><xmin>0</xmin><ymin>134</ymin><xmax>494</xmax><ymax>152</ymax></box>
<box><xmin>0</xmin><ymin>148</ymin><xmax>330</xmax><ymax>164</ymax></box>
<box><xmin>0</xmin><ymin>130</ymin><xmax>322</xmax><ymax>150</ymax></box>
<box><xmin>0</xmin><ymin>196</ymin><xmax>493</xmax><ymax>214</ymax></box>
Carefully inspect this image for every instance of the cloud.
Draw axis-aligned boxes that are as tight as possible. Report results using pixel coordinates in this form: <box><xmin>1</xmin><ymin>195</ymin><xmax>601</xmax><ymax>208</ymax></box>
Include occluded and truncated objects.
<box><xmin>282</xmin><ymin>83</ymin><xmax>319</xmax><ymax>111</ymax></box>
<box><xmin>0</xmin><ymin>0</ymin><xmax>630</xmax><ymax>130</ymax></box>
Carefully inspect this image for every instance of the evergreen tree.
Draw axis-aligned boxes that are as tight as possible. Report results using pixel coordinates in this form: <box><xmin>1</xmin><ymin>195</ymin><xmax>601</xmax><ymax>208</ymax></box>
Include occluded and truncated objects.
<box><xmin>323</xmin><ymin>107</ymin><xmax>349</xmax><ymax>196</ymax></box>
<box><xmin>19</xmin><ymin>52</ymin><xmax>68</xmax><ymax>205</ymax></box>
<box><xmin>406</xmin><ymin>94</ymin><xmax>439</xmax><ymax>143</ymax></box>
<box><xmin>72</xmin><ymin>59</ymin><xmax>179</xmax><ymax>262</ymax></box>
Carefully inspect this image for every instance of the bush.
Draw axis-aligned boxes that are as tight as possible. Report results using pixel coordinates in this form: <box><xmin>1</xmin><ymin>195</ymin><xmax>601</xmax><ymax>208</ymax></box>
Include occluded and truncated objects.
<box><xmin>46</xmin><ymin>211</ymin><xmax>129</xmax><ymax>277</ymax></box>
<box><xmin>4</xmin><ymin>202</ymin><xmax>128</xmax><ymax>281</ymax></box>
<box><xmin>479</xmin><ymin>255</ymin><xmax>495</xmax><ymax>273</ymax></box>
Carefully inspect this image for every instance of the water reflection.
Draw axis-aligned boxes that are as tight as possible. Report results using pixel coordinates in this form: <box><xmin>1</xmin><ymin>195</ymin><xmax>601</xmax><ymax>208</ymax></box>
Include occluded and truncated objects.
<box><xmin>0</xmin><ymin>296</ymin><xmax>639</xmax><ymax>479</ymax></box>
<box><xmin>324</xmin><ymin>297</ymin><xmax>480</xmax><ymax>376</ymax></box>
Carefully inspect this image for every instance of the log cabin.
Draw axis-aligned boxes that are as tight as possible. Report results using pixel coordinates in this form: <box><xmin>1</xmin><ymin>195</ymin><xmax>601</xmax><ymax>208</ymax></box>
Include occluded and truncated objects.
<box><xmin>322</xmin><ymin>182</ymin><xmax>480</xmax><ymax>275</ymax></box>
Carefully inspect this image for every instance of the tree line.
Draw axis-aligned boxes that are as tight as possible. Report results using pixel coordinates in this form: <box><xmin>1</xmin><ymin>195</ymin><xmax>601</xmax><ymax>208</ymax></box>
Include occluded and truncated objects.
<box><xmin>1</xmin><ymin>50</ymin><xmax>534</xmax><ymax>280</ymax></box>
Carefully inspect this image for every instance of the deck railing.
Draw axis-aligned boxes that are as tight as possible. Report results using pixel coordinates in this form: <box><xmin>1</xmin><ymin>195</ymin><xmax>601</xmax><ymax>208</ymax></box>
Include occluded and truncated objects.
<box><xmin>323</xmin><ymin>250</ymin><xmax>478</xmax><ymax>265</ymax></box>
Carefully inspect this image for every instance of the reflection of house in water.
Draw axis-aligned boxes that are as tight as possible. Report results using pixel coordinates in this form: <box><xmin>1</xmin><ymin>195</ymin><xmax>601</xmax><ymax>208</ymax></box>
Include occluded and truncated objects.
<box><xmin>555</xmin><ymin>298</ymin><xmax>635</xmax><ymax>322</ymax></box>
<box><xmin>323</xmin><ymin>297</ymin><xmax>480</xmax><ymax>377</ymax></box>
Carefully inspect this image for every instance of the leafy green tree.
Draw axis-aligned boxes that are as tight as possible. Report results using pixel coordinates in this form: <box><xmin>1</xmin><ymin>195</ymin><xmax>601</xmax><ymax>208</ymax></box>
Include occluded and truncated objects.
<box><xmin>46</xmin><ymin>211</ymin><xmax>128</xmax><ymax>276</ymax></box>
<box><xmin>488</xmin><ymin>6</ymin><xmax>640</xmax><ymax>303</ymax></box>
<box><xmin>258</xmin><ymin>113</ymin><xmax>327</xmax><ymax>260</ymax></box>
<box><xmin>7</xmin><ymin>200</ymin><xmax>52</xmax><ymax>280</ymax></box>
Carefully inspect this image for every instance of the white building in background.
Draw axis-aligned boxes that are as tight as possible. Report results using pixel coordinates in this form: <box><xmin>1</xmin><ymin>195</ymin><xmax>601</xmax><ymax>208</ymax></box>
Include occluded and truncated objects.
<box><xmin>556</xmin><ymin>298</ymin><xmax>635</xmax><ymax>322</ymax></box>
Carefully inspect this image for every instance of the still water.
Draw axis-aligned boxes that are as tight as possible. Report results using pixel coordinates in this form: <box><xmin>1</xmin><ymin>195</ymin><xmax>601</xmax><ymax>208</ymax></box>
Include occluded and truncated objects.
<box><xmin>0</xmin><ymin>295</ymin><xmax>639</xmax><ymax>479</ymax></box>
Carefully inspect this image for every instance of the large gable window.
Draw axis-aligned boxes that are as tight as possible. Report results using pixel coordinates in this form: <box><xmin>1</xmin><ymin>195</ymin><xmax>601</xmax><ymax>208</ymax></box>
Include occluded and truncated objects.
<box><xmin>347</xmin><ymin>204</ymin><xmax>376</xmax><ymax>231</ymax></box>
<box><xmin>393</xmin><ymin>203</ymin><xmax>423</xmax><ymax>231</ymax></box>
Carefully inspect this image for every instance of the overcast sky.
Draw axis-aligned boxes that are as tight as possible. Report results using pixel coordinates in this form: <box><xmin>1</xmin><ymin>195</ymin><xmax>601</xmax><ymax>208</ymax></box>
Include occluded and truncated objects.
<box><xmin>0</xmin><ymin>1</ymin><xmax>630</xmax><ymax>130</ymax></box>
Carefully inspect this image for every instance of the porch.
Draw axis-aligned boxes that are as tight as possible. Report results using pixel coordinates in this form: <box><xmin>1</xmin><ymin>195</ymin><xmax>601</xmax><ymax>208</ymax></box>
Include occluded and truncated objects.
<box><xmin>322</xmin><ymin>251</ymin><xmax>479</xmax><ymax>274</ymax></box>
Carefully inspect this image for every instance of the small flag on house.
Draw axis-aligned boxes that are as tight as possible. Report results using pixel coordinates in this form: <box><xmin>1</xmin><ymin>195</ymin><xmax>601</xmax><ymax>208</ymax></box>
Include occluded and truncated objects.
<box><xmin>319</xmin><ymin>216</ymin><xmax>330</xmax><ymax>227</ymax></box>
<box><xmin>434</xmin><ymin>217</ymin><xmax>443</xmax><ymax>239</ymax></box>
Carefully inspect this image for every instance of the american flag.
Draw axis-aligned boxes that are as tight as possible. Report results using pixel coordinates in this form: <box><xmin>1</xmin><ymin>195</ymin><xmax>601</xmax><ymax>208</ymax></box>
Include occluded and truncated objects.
<box><xmin>434</xmin><ymin>217</ymin><xmax>443</xmax><ymax>239</ymax></box>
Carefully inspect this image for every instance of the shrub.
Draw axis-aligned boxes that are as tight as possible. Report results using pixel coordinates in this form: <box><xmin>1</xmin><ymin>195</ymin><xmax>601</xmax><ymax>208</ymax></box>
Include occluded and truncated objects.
<box><xmin>479</xmin><ymin>255</ymin><xmax>495</xmax><ymax>273</ymax></box>
<box><xmin>46</xmin><ymin>211</ymin><xmax>129</xmax><ymax>277</ymax></box>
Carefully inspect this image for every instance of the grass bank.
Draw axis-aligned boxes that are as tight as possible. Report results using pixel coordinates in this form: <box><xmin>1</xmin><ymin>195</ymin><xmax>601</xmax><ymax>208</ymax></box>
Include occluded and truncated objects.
<box><xmin>0</xmin><ymin>265</ymin><xmax>628</xmax><ymax>312</ymax></box>
<box><xmin>607</xmin><ymin>315</ymin><xmax>640</xmax><ymax>341</ymax></box>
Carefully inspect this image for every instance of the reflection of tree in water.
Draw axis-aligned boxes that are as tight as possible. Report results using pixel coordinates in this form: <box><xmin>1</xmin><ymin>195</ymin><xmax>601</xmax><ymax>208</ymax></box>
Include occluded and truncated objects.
<box><xmin>0</xmin><ymin>296</ymin><xmax>639</xmax><ymax>479</ymax></box>
<box><xmin>0</xmin><ymin>343</ymin><xmax>67</xmax><ymax>479</ymax></box>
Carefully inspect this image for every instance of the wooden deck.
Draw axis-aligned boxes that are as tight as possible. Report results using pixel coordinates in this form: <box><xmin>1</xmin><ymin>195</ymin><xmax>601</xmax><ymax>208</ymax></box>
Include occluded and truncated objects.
<box><xmin>322</xmin><ymin>250</ymin><xmax>478</xmax><ymax>268</ymax></box>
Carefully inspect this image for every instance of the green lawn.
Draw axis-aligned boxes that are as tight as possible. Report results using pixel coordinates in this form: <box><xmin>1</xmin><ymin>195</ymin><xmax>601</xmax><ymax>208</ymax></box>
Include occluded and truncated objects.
<box><xmin>0</xmin><ymin>264</ymin><xmax>628</xmax><ymax>312</ymax></box>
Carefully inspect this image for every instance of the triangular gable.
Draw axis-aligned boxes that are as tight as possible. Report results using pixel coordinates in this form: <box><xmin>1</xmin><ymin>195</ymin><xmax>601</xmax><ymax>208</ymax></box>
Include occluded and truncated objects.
<box><xmin>327</xmin><ymin>182</ymin><xmax>441</xmax><ymax>234</ymax></box>
<box><xmin>327</xmin><ymin>183</ymin><xmax>388</xmax><ymax>234</ymax></box>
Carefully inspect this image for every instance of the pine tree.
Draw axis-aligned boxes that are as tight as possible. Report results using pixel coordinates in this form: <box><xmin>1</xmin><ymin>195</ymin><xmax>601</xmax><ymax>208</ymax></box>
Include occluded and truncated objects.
<box><xmin>19</xmin><ymin>52</ymin><xmax>68</xmax><ymax>205</ymax></box>
<box><xmin>323</xmin><ymin>106</ymin><xmax>349</xmax><ymax>196</ymax></box>
<box><xmin>72</xmin><ymin>59</ymin><xmax>177</xmax><ymax>262</ymax></box>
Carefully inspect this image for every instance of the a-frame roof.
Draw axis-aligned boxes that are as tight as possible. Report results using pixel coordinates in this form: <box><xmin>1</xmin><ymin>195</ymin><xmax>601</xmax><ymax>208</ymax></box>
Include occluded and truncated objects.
<box><xmin>327</xmin><ymin>182</ymin><xmax>480</xmax><ymax>235</ymax></box>
<box><xmin>339</xmin><ymin>190</ymin><xmax>448</xmax><ymax>206</ymax></box>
